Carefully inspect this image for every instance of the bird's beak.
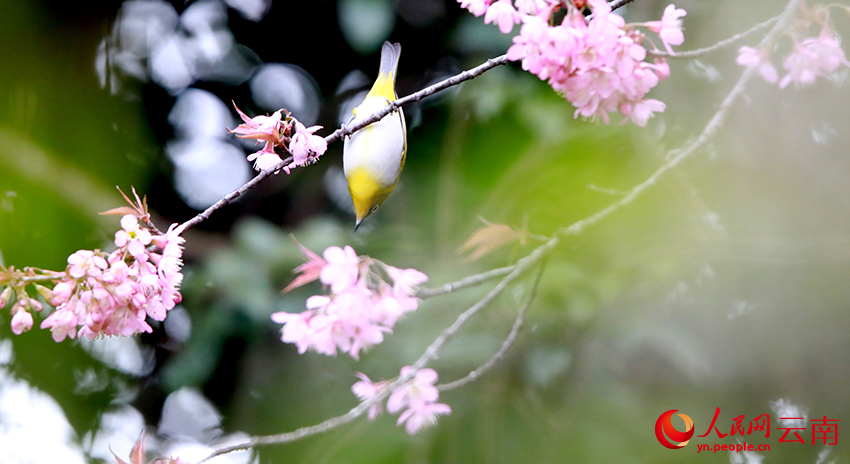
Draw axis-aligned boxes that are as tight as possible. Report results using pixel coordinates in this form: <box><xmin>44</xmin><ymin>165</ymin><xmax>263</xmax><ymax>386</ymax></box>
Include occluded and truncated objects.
<box><xmin>354</xmin><ymin>218</ymin><xmax>363</xmax><ymax>232</ymax></box>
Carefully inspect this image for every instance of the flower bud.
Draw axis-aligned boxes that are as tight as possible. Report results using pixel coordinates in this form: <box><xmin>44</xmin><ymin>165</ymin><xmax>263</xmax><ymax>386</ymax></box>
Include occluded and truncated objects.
<box><xmin>11</xmin><ymin>310</ymin><xmax>33</xmax><ymax>335</ymax></box>
<box><xmin>34</xmin><ymin>284</ymin><xmax>53</xmax><ymax>304</ymax></box>
<box><xmin>0</xmin><ymin>287</ymin><xmax>11</xmax><ymax>308</ymax></box>
<box><xmin>27</xmin><ymin>297</ymin><xmax>43</xmax><ymax>312</ymax></box>
<box><xmin>10</xmin><ymin>298</ymin><xmax>25</xmax><ymax>315</ymax></box>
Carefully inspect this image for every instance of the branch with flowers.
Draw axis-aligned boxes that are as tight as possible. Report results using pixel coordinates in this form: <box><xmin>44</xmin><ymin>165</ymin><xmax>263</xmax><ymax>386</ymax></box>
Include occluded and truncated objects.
<box><xmin>4</xmin><ymin>0</ymin><xmax>850</xmax><ymax>462</ymax></box>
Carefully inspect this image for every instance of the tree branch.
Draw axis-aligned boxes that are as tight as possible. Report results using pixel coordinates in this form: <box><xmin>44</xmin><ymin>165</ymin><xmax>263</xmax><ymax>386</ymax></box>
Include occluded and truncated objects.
<box><xmin>324</xmin><ymin>55</ymin><xmax>510</xmax><ymax>146</ymax></box>
<box><xmin>606</xmin><ymin>0</ymin><xmax>636</xmax><ymax>11</ymax></box>
<box><xmin>173</xmin><ymin>161</ymin><xmax>290</xmax><ymax>236</ymax></box>
<box><xmin>650</xmin><ymin>15</ymin><xmax>780</xmax><ymax>59</ymax></box>
<box><xmin>416</xmin><ymin>265</ymin><xmax>514</xmax><ymax>299</ymax></box>
<box><xmin>437</xmin><ymin>262</ymin><xmax>544</xmax><ymax>392</ymax></box>
<box><xmin>588</xmin><ymin>0</ymin><xmax>636</xmax><ymax>21</ymax></box>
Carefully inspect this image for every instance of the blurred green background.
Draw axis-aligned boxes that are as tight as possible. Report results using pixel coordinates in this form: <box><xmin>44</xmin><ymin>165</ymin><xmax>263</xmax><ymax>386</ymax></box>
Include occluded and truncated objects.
<box><xmin>1</xmin><ymin>0</ymin><xmax>849</xmax><ymax>463</ymax></box>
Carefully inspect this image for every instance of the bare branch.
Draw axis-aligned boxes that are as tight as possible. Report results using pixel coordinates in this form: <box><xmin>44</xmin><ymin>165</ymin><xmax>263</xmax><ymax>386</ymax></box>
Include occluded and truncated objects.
<box><xmin>18</xmin><ymin>274</ymin><xmax>63</xmax><ymax>283</ymax></box>
<box><xmin>416</xmin><ymin>265</ymin><xmax>514</xmax><ymax>299</ymax></box>
<box><xmin>173</xmin><ymin>160</ymin><xmax>291</xmax><ymax>236</ymax></box>
<box><xmin>650</xmin><ymin>15</ymin><xmax>780</xmax><ymax>59</ymax></box>
<box><xmin>438</xmin><ymin>263</ymin><xmax>545</xmax><ymax>392</ymax></box>
<box><xmin>324</xmin><ymin>55</ymin><xmax>510</xmax><ymax>146</ymax></box>
<box><xmin>606</xmin><ymin>0</ymin><xmax>636</xmax><ymax>11</ymax></box>
<box><xmin>588</xmin><ymin>0</ymin><xmax>636</xmax><ymax>21</ymax></box>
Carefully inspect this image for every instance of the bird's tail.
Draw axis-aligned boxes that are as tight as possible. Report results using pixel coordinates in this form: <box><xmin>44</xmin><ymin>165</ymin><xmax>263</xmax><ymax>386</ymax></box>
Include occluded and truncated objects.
<box><xmin>366</xmin><ymin>42</ymin><xmax>401</xmax><ymax>101</ymax></box>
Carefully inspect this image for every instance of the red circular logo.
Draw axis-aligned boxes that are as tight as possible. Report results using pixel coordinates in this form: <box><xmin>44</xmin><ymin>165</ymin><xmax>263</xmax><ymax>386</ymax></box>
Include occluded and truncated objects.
<box><xmin>655</xmin><ymin>409</ymin><xmax>695</xmax><ymax>449</ymax></box>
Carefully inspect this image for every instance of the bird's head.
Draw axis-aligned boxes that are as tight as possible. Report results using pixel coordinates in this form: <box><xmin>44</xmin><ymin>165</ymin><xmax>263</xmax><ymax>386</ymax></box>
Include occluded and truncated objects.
<box><xmin>348</xmin><ymin>168</ymin><xmax>395</xmax><ymax>230</ymax></box>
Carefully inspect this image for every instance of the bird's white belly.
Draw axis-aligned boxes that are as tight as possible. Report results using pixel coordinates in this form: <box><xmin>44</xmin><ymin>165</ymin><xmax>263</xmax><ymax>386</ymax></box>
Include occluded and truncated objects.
<box><xmin>343</xmin><ymin>98</ymin><xmax>405</xmax><ymax>187</ymax></box>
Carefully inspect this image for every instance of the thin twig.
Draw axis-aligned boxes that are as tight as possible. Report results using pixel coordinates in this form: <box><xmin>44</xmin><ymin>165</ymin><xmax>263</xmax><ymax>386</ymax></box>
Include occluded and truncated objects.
<box><xmin>607</xmin><ymin>0</ymin><xmax>636</xmax><ymax>11</ymax></box>
<box><xmin>324</xmin><ymin>55</ymin><xmax>510</xmax><ymax>146</ymax></box>
<box><xmin>587</xmin><ymin>183</ymin><xmax>628</xmax><ymax>196</ymax></box>
<box><xmin>588</xmin><ymin>0</ymin><xmax>636</xmax><ymax>21</ymax></box>
<box><xmin>173</xmin><ymin>163</ymin><xmax>290</xmax><ymax>236</ymax></box>
<box><xmin>407</xmin><ymin>235</ymin><xmax>560</xmax><ymax>376</ymax></box>
<box><xmin>416</xmin><ymin>265</ymin><xmax>514</xmax><ymax>299</ymax></box>
<box><xmin>18</xmin><ymin>274</ymin><xmax>63</xmax><ymax>283</ymax></box>
<box><xmin>199</xmin><ymin>1</ymin><xmax>800</xmax><ymax>460</ymax></box>
<box><xmin>438</xmin><ymin>262</ymin><xmax>545</xmax><ymax>392</ymax></box>
<box><xmin>650</xmin><ymin>15</ymin><xmax>780</xmax><ymax>59</ymax></box>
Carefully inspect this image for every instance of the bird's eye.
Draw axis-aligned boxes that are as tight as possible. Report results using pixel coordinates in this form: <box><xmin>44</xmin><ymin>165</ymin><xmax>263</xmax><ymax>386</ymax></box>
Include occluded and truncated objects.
<box><xmin>371</xmin><ymin>205</ymin><xmax>380</xmax><ymax>214</ymax></box>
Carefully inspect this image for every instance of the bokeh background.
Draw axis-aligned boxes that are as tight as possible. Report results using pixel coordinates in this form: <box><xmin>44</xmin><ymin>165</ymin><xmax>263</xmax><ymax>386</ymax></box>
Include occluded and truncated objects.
<box><xmin>1</xmin><ymin>0</ymin><xmax>849</xmax><ymax>463</ymax></box>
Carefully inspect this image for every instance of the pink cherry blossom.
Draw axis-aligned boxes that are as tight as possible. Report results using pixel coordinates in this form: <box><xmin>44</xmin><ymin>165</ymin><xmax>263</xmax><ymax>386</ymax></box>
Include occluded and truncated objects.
<box><xmin>737</xmin><ymin>46</ymin><xmax>779</xmax><ymax>83</ymax></box>
<box><xmin>51</xmin><ymin>281</ymin><xmax>74</xmax><ymax>304</ymax></box>
<box><xmin>371</xmin><ymin>289</ymin><xmax>406</xmax><ymax>327</ymax></box>
<box><xmin>458</xmin><ymin>0</ymin><xmax>491</xmax><ymax>17</ymax></box>
<box><xmin>652</xmin><ymin>57</ymin><xmax>671</xmax><ymax>80</ymax></box>
<box><xmin>387</xmin><ymin>267</ymin><xmax>428</xmax><ymax>295</ymax></box>
<box><xmin>356</xmin><ymin>366</ymin><xmax>452</xmax><ymax>435</ymax></box>
<box><xmin>289</xmin><ymin>121</ymin><xmax>328</xmax><ymax>168</ymax></box>
<box><xmin>645</xmin><ymin>4</ymin><xmax>686</xmax><ymax>54</ymax></box>
<box><xmin>40</xmin><ymin>308</ymin><xmax>78</xmax><ymax>342</ymax></box>
<box><xmin>507</xmin><ymin>15</ymin><xmax>553</xmax><ymax>75</ymax></box>
<box><xmin>271</xmin><ymin>310</ymin><xmax>317</xmax><ymax>354</ymax></box>
<box><xmin>11</xmin><ymin>307</ymin><xmax>33</xmax><ymax>335</ymax></box>
<box><xmin>387</xmin><ymin>367</ymin><xmax>440</xmax><ymax>413</ymax></box>
<box><xmin>352</xmin><ymin>372</ymin><xmax>381</xmax><ymax>399</ymax></box>
<box><xmin>27</xmin><ymin>216</ymin><xmax>186</xmax><ymax>342</ymax></box>
<box><xmin>114</xmin><ymin>215</ymin><xmax>153</xmax><ymax>257</ymax></box>
<box><xmin>229</xmin><ymin>104</ymin><xmax>284</xmax><ymax>144</ymax></box>
<box><xmin>397</xmin><ymin>402</ymin><xmax>453</xmax><ymax>435</ymax></box>
<box><xmin>247</xmin><ymin>141</ymin><xmax>284</xmax><ymax>172</ymax></box>
<box><xmin>778</xmin><ymin>32</ymin><xmax>849</xmax><ymax>89</ymax></box>
<box><xmin>620</xmin><ymin>98</ymin><xmax>666</xmax><ymax>126</ymax></box>
<box><xmin>320</xmin><ymin>246</ymin><xmax>360</xmax><ymax>293</ymax></box>
<box><xmin>283</xmin><ymin>241</ymin><xmax>328</xmax><ymax>293</ymax></box>
<box><xmin>229</xmin><ymin>103</ymin><xmax>333</xmax><ymax>174</ymax></box>
<box><xmin>351</xmin><ymin>372</ymin><xmax>387</xmax><ymax>420</ymax></box>
<box><xmin>484</xmin><ymin>0</ymin><xmax>521</xmax><ymax>34</ymax></box>
<box><xmin>273</xmin><ymin>243</ymin><xmax>428</xmax><ymax>358</ymax></box>
<box><xmin>502</xmin><ymin>1</ymin><xmax>679</xmax><ymax>125</ymax></box>
<box><xmin>0</xmin><ymin>287</ymin><xmax>11</xmax><ymax>308</ymax></box>
<box><xmin>67</xmin><ymin>249</ymin><xmax>108</xmax><ymax>279</ymax></box>
<box><xmin>154</xmin><ymin>227</ymin><xmax>184</xmax><ymax>281</ymax></box>
<box><xmin>386</xmin><ymin>266</ymin><xmax>427</xmax><ymax>314</ymax></box>
<box><xmin>514</xmin><ymin>0</ymin><xmax>553</xmax><ymax>16</ymax></box>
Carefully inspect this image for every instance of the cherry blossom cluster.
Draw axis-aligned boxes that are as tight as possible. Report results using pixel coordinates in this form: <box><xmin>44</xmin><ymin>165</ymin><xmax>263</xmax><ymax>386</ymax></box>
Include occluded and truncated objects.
<box><xmin>737</xmin><ymin>2</ymin><xmax>849</xmax><ymax>88</ymax></box>
<box><xmin>271</xmin><ymin>243</ymin><xmax>428</xmax><ymax>360</ymax></box>
<box><xmin>1</xmin><ymin>214</ymin><xmax>185</xmax><ymax>342</ymax></box>
<box><xmin>459</xmin><ymin>0</ymin><xmax>686</xmax><ymax>126</ymax></box>
<box><xmin>0</xmin><ymin>283</ymin><xmax>44</xmax><ymax>336</ymax></box>
<box><xmin>230</xmin><ymin>104</ymin><xmax>328</xmax><ymax>173</ymax></box>
<box><xmin>352</xmin><ymin>366</ymin><xmax>452</xmax><ymax>435</ymax></box>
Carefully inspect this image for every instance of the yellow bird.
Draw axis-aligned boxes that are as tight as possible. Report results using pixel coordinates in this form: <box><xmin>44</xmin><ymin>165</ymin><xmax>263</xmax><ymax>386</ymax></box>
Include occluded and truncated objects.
<box><xmin>344</xmin><ymin>41</ymin><xmax>407</xmax><ymax>230</ymax></box>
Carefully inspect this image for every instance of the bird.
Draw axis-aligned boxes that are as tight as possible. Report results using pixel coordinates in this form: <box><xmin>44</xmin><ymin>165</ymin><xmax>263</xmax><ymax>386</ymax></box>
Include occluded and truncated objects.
<box><xmin>343</xmin><ymin>41</ymin><xmax>407</xmax><ymax>230</ymax></box>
